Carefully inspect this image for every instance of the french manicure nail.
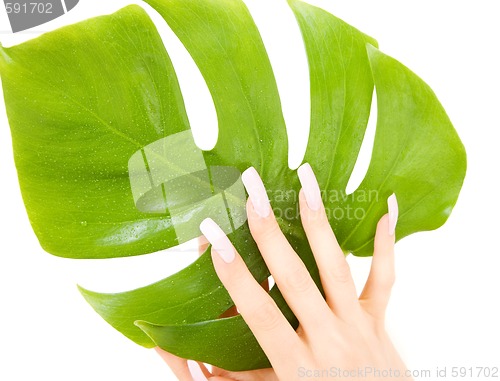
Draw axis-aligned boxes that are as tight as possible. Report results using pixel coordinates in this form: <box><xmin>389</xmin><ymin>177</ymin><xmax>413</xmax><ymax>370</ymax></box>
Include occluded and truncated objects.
<box><xmin>297</xmin><ymin>163</ymin><xmax>322</xmax><ymax>211</ymax></box>
<box><xmin>200</xmin><ymin>218</ymin><xmax>235</xmax><ymax>263</ymax></box>
<box><xmin>387</xmin><ymin>193</ymin><xmax>398</xmax><ymax>236</ymax></box>
<box><xmin>241</xmin><ymin>167</ymin><xmax>271</xmax><ymax>218</ymax></box>
<box><xmin>187</xmin><ymin>360</ymin><xmax>208</xmax><ymax>381</ymax></box>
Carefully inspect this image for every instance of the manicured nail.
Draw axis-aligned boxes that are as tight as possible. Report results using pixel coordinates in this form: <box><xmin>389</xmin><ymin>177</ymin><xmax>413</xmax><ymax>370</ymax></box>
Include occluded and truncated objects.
<box><xmin>387</xmin><ymin>193</ymin><xmax>398</xmax><ymax>236</ymax></box>
<box><xmin>200</xmin><ymin>218</ymin><xmax>235</xmax><ymax>263</ymax></box>
<box><xmin>187</xmin><ymin>360</ymin><xmax>208</xmax><ymax>381</ymax></box>
<box><xmin>241</xmin><ymin>167</ymin><xmax>271</xmax><ymax>218</ymax></box>
<box><xmin>297</xmin><ymin>163</ymin><xmax>322</xmax><ymax>211</ymax></box>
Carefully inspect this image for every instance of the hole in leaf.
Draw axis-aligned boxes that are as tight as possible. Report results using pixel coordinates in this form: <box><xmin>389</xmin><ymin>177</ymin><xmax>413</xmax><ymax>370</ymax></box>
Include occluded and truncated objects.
<box><xmin>74</xmin><ymin>237</ymin><xmax>201</xmax><ymax>293</ymax></box>
<box><xmin>244</xmin><ymin>0</ymin><xmax>310</xmax><ymax>170</ymax></box>
<box><xmin>345</xmin><ymin>89</ymin><xmax>378</xmax><ymax>195</ymax></box>
<box><xmin>142</xmin><ymin>2</ymin><xmax>218</xmax><ymax>151</ymax></box>
<box><xmin>267</xmin><ymin>274</ymin><xmax>276</xmax><ymax>290</ymax></box>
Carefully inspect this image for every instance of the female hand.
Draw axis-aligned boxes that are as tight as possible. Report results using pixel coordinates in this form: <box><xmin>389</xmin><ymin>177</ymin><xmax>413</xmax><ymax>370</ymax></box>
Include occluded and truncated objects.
<box><xmin>157</xmin><ymin>163</ymin><xmax>411</xmax><ymax>381</ymax></box>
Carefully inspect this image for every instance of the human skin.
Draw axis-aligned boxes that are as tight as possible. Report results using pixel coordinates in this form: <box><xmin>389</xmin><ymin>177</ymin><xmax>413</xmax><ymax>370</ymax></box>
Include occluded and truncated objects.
<box><xmin>155</xmin><ymin>163</ymin><xmax>412</xmax><ymax>381</ymax></box>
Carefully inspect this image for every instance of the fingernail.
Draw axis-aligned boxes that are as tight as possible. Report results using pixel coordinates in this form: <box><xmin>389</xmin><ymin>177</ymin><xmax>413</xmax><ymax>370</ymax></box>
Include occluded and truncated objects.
<box><xmin>387</xmin><ymin>193</ymin><xmax>398</xmax><ymax>236</ymax></box>
<box><xmin>297</xmin><ymin>163</ymin><xmax>322</xmax><ymax>211</ymax></box>
<box><xmin>187</xmin><ymin>360</ymin><xmax>208</xmax><ymax>381</ymax></box>
<box><xmin>200</xmin><ymin>218</ymin><xmax>235</xmax><ymax>263</ymax></box>
<box><xmin>241</xmin><ymin>167</ymin><xmax>271</xmax><ymax>218</ymax></box>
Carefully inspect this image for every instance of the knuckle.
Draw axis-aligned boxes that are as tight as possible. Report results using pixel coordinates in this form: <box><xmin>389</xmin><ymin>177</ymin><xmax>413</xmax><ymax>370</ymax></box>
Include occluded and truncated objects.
<box><xmin>372</xmin><ymin>318</ymin><xmax>388</xmax><ymax>337</ymax></box>
<box><xmin>226</xmin><ymin>262</ymin><xmax>251</xmax><ymax>286</ymax></box>
<box><xmin>305</xmin><ymin>209</ymin><xmax>331</xmax><ymax>232</ymax></box>
<box><xmin>252</xmin><ymin>219</ymin><xmax>281</xmax><ymax>243</ymax></box>
<box><xmin>246</xmin><ymin>300</ymin><xmax>282</xmax><ymax>332</ymax></box>
<box><xmin>377</xmin><ymin>273</ymin><xmax>396</xmax><ymax>290</ymax></box>
<box><xmin>284</xmin><ymin>265</ymin><xmax>315</xmax><ymax>294</ymax></box>
<box><xmin>224</xmin><ymin>264</ymin><xmax>259</xmax><ymax>296</ymax></box>
<box><xmin>388</xmin><ymin>273</ymin><xmax>396</xmax><ymax>287</ymax></box>
<box><xmin>361</xmin><ymin>308</ymin><xmax>385</xmax><ymax>329</ymax></box>
<box><xmin>376</xmin><ymin>215</ymin><xmax>389</xmax><ymax>231</ymax></box>
<box><xmin>330</xmin><ymin>259</ymin><xmax>352</xmax><ymax>284</ymax></box>
<box><xmin>302</xmin><ymin>205</ymin><xmax>324</xmax><ymax>225</ymax></box>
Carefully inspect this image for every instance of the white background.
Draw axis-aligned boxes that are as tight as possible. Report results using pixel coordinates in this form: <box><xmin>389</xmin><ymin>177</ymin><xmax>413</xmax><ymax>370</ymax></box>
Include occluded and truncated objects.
<box><xmin>1</xmin><ymin>0</ymin><xmax>499</xmax><ymax>380</ymax></box>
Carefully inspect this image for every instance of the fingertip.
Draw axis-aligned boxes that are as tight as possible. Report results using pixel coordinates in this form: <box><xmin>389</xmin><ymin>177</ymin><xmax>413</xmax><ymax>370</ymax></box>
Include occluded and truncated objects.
<box><xmin>245</xmin><ymin>192</ymin><xmax>282</xmax><ymax>245</ymax></box>
<box><xmin>154</xmin><ymin>346</ymin><xmax>174</xmax><ymax>361</ymax></box>
<box><xmin>376</xmin><ymin>213</ymin><xmax>390</xmax><ymax>232</ymax></box>
<box><xmin>245</xmin><ymin>196</ymin><xmax>259</xmax><ymax>221</ymax></box>
<box><xmin>242</xmin><ymin>166</ymin><xmax>271</xmax><ymax>218</ymax></box>
<box><xmin>200</xmin><ymin>218</ymin><xmax>235</xmax><ymax>264</ymax></box>
<box><xmin>373</xmin><ymin>214</ymin><xmax>396</xmax><ymax>282</ymax></box>
<box><xmin>298</xmin><ymin>189</ymin><xmax>307</xmax><ymax>217</ymax></box>
<box><xmin>373</xmin><ymin>213</ymin><xmax>396</xmax><ymax>277</ymax></box>
<box><xmin>154</xmin><ymin>347</ymin><xmax>195</xmax><ymax>380</ymax></box>
<box><xmin>187</xmin><ymin>360</ymin><xmax>209</xmax><ymax>381</ymax></box>
<box><xmin>360</xmin><ymin>213</ymin><xmax>397</xmax><ymax>317</ymax></box>
<box><xmin>297</xmin><ymin>163</ymin><xmax>322</xmax><ymax>211</ymax></box>
<box><xmin>245</xmin><ymin>197</ymin><xmax>261</xmax><ymax>234</ymax></box>
<box><xmin>387</xmin><ymin>193</ymin><xmax>399</xmax><ymax>236</ymax></box>
<box><xmin>298</xmin><ymin>188</ymin><xmax>308</xmax><ymax>209</ymax></box>
<box><xmin>197</xmin><ymin>235</ymin><xmax>210</xmax><ymax>256</ymax></box>
<box><xmin>299</xmin><ymin>188</ymin><xmax>336</xmax><ymax>247</ymax></box>
<box><xmin>375</xmin><ymin>213</ymin><xmax>395</xmax><ymax>245</ymax></box>
<box><xmin>154</xmin><ymin>346</ymin><xmax>167</xmax><ymax>360</ymax></box>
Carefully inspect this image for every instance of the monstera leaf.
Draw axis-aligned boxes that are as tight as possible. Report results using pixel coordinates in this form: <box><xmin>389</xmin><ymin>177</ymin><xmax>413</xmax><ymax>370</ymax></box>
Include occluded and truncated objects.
<box><xmin>0</xmin><ymin>0</ymin><xmax>466</xmax><ymax>372</ymax></box>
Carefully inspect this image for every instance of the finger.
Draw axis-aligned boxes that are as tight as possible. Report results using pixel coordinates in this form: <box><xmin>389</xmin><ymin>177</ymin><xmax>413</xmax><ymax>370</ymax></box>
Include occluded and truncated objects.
<box><xmin>198</xmin><ymin>236</ymin><xmax>210</xmax><ymax>256</ymax></box>
<box><xmin>212</xmin><ymin>367</ymin><xmax>278</xmax><ymax>381</ymax></box>
<box><xmin>203</xmin><ymin>237</ymin><xmax>236</xmax><ymax>318</ymax></box>
<box><xmin>359</xmin><ymin>194</ymin><xmax>398</xmax><ymax>319</ymax></box>
<box><xmin>297</xmin><ymin>163</ymin><xmax>360</xmax><ymax>322</ymax></box>
<box><xmin>219</xmin><ymin>278</ymin><xmax>268</xmax><ymax>319</ymax></box>
<box><xmin>242</xmin><ymin>167</ymin><xmax>333</xmax><ymax>332</ymax></box>
<box><xmin>188</xmin><ymin>360</ymin><xmax>212</xmax><ymax>381</ymax></box>
<box><xmin>200</xmin><ymin>218</ymin><xmax>304</xmax><ymax>370</ymax></box>
<box><xmin>154</xmin><ymin>348</ymin><xmax>211</xmax><ymax>381</ymax></box>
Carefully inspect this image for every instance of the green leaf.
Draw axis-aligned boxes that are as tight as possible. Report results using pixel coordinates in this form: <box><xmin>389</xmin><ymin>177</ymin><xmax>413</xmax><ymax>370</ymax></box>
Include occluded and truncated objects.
<box><xmin>290</xmin><ymin>0</ymin><xmax>378</xmax><ymax>190</ymax></box>
<box><xmin>0</xmin><ymin>5</ymin><xmax>190</xmax><ymax>258</ymax></box>
<box><xmin>339</xmin><ymin>44</ymin><xmax>467</xmax><ymax>255</ymax></box>
<box><xmin>79</xmin><ymin>223</ymin><xmax>271</xmax><ymax>349</ymax></box>
<box><xmin>0</xmin><ymin>0</ymin><xmax>466</xmax><ymax>372</ymax></box>
<box><xmin>141</xmin><ymin>0</ymin><xmax>289</xmax><ymax>178</ymax></box>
